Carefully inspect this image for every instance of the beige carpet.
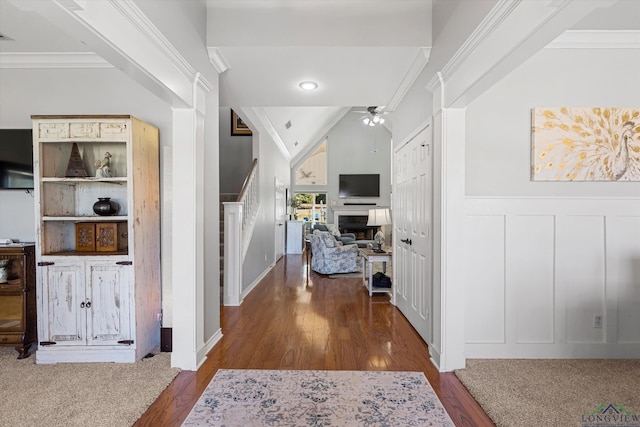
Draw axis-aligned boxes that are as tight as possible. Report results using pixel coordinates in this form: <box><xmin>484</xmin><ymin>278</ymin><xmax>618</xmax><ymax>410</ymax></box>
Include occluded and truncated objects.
<box><xmin>0</xmin><ymin>347</ymin><xmax>180</xmax><ymax>427</ymax></box>
<box><xmin>455</xmin><ymin>359</ymin><xmax>640</xmax><ymax>427</ymax></box>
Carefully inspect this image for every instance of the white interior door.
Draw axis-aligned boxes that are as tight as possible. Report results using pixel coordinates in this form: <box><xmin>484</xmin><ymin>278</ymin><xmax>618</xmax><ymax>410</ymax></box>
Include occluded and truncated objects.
<box><xmin>274</xmin><ymin>177</ymin><xmax>286</xmax><ymax>261</ymax></box>
<box><xmin>394</xmin><ymin>125</ymin><xmax>432</xmax><ymax>343</ymax></box>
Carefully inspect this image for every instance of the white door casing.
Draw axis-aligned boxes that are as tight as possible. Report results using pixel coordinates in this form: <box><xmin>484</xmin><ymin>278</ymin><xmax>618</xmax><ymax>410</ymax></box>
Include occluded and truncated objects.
<box><xmin>274</xmin><ymin>177</ymin><xmax>286</xmax><ymax>261</ymax></box>
<box><xmin>394</xmin><ymin>125</ymin><xmax>433</xmax><ymax>344</ymax></box>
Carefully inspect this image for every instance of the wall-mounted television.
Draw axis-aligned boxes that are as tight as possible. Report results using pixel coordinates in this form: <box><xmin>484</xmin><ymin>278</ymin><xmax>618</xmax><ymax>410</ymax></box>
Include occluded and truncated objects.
<box><xmin>0</xmin><ymin>129</ymin><xmax>34</xmax><ymax>190</ymax></box>
<box><xmin>338</xmin><ymin>174</ymin><xmax>380</xmax><ymax>198</ymax></box>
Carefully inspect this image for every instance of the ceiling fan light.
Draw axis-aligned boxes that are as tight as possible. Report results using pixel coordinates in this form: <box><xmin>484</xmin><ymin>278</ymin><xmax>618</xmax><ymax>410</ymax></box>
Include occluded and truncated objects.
<box><xmin>368</xmin><ymin>121</ymin><xmax>375</xmax><ymax>127</ymax></box>
<box><xmin>373</xmin><ymin>115</ymin><xmax>380</xmax><ymax>123</ymax></box>
<box><xmin>379</xmin><ymin>117</ymin><xmax>385</xmax><ymax>124</ymax></box>
<box><xmin>363</xmin><ymin>118</ymin><xmax>370</xmax><ymax>125</ymax></box>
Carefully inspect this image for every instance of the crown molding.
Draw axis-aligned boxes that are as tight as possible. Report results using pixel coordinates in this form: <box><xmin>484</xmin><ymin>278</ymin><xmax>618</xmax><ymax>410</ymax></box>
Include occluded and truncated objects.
<box><xmin>440</xmin><ymin>0</ymin><xmax>522</xmax><ymax>81</ymax></box>
<box><xmin>207</xmin><ymin>47</ymin><xmax>230</xmax><ymax>74</ymax></box>
<box><xmin>547</xmin><ymin>30</ymin><xmax>640</xmax><ymax>49</ymax></box>
<box><xmin>247</xmin><ymin>107</ymin><xmax>291</xmax><ymax>161</ymax></box>
<box><xmin>55</xmin><ymin>0</ymin><xmax>84</xmax><ymax>11</ymax></box>
<box><xmin>106</xmin><ymin>0</ymin><xmax>197</xmax><ymax>81</ymax></box>
<box><xmin>0</xmin><ymin>52</ymin><xmax>112</xmax><ymax>69</ymax></box>
<box><xmin>385</xmin><ymin>47</ymin><xmax>431</xmax><ymax>112</ymax></box>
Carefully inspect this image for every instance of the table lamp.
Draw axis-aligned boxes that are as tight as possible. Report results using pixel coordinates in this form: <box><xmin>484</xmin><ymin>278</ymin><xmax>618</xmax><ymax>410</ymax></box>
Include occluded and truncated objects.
<box><xmin>367</xmin><ymin>208</ymin><xmax>391</xmax><ymax>252</ymax></box>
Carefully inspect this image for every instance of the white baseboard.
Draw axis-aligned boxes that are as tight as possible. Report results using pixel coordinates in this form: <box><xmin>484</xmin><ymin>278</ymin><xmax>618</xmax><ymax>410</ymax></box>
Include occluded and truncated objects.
<box><xmin>195</xmin><ymin>328</ymin><xmax>223</xmax><ymax>369</ymax></box>
<box><xmin>240</xmin><ymin>262</ymin><xmax>274</xmax><ymax>303</ymax></box>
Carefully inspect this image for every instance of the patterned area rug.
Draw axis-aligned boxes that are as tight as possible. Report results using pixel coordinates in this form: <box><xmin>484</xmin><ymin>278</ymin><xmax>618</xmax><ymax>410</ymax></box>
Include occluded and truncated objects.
<box><xmin>182</xmin><ymin>369</ymin><xmax>453</xmax><ymax>426</ymax></box>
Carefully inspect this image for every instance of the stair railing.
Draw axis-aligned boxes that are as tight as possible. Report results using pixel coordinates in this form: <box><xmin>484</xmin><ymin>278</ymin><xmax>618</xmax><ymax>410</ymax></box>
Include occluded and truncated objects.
<box><xmin>223</xmin><ymin>159</ymin><xmax>259</xmax><ymax>306</ymax></box>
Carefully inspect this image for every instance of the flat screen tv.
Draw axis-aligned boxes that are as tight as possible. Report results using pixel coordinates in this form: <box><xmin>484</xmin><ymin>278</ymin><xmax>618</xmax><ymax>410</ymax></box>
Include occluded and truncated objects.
<box><xmin>0</xmin><ymin>129</ymin><xmax>34</xmax><ymax>190</ymax></box>
<box><xmin>338</xmin><ymin>174</ymin><xmax>380</xmax><ymax>198</ymax></box>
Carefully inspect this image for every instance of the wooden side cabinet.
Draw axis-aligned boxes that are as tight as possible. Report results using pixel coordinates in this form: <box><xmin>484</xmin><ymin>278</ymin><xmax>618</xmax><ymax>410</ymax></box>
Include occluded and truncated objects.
<box><xmin>0</xmin><ymin>244</ymin><xmax>36</xmax><ymax>359</ymax></box>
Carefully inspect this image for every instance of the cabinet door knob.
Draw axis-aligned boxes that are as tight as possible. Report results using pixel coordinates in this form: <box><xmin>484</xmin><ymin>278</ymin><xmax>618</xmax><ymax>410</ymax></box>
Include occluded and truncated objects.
<box><xmin>86</xmin><ymin>301</ymin><xmax>92</xmax><ymax>308</ymax></box>
<box><xmin>80</xmin><ymin>302</ymin><xmax>85</xmax><ymax>308</ymax></box>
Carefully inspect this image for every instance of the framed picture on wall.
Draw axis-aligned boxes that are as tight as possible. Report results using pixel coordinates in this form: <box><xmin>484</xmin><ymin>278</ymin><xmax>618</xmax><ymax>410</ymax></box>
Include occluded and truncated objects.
<box><xmin>531</xmin><ymin>107</ymin><xmax>639</xmax><ymax>181</ymax></box>
<box><xmin>231</xmin><ymin>109</ymin><xmax>252</xmax><ymax>136</ymax></box>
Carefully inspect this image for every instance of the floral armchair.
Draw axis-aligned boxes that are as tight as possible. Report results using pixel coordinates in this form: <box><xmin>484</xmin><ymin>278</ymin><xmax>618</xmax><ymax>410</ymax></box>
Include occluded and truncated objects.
<box><xmin>309</xmin><ymin>230</ymin><xmax>359</xmax><ymax>275</ymax></box>
<box><xmin>312</xmin><ymin>223</ymin><xmax>356</xmax><ymax>245</ymax></box>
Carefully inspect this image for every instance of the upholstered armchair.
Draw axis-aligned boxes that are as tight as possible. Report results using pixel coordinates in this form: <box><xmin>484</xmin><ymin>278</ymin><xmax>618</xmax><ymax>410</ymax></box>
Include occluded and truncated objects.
<box><xmin>309</xmin><ymin>231</ymin><xmax>359</xmax><ymax>275</ymax></box>
<box><xmin>312</xmin><ymin>223</ymin><xmax>356</xmax><ymax>245</ymax></box>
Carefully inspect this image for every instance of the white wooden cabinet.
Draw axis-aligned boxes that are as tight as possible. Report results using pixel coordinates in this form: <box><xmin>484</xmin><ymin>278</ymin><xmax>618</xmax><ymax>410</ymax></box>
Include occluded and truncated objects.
<box><xmin>32</xmin><ymin>115</ymin><xmax>160</xmax><ymax>364</ymax></box>
<box><xmin>38</xmin><ymin>260</ymin><xmax>131</xmax><ymax>348</ymax></box>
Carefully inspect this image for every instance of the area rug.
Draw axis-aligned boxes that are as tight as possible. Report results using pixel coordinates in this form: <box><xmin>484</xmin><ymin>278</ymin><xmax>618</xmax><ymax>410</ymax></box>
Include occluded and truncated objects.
<box><xmin>0</xmin><ymin>347</ymin><xmax>180</xmax><ymax>427</ymax></box>
<box><xmin>182</xmin><ymin>369</ymin><xmax>454</xmax><ymax>426</ymax></box>
<box><xmin>455</xmin><ymin>359</ymin><xmax>640</xmax><ymax>427</ymax></box>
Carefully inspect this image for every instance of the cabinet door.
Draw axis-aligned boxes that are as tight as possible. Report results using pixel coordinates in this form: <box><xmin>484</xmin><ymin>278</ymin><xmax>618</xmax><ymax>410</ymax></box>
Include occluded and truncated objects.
<box><xmin>39</xmin><ymin>263</ymin><xmax>85</xmax><ymax>345</ymax></box>
<box><xmin>85</xmin><ymin>262</ymin><xmax>131</xmax><ymax>346</ymax></box>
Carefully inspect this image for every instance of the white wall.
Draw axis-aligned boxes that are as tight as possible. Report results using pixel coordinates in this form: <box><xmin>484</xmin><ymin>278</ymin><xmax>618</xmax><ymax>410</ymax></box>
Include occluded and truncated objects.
<box><xmin>292</xmin><ymin>114</ymin><xmax>392</xmax><ymax>218</ymax></box>
<box><xmin>219</xmin><ymin>107</ymin><xmax>253</xmax><ymax>194</ymax></box>
<box><xmin>0</xmin><ymin>66</ymin><xmax>176</xmax><ymax>325</ymax></box>
<box><xmin>241</xmin><ymin>129</ymin><xmax>291</xmax><ymax>291</ymax></box>
<box><xmin>466</xmin><ymin>48</ymin><xmax>640</xmax><ymax>197</ymax></box>
<box><xmin>463</xmin><ymin>47</ymin><xmax>640</xmax><ymax>358</ymax></box>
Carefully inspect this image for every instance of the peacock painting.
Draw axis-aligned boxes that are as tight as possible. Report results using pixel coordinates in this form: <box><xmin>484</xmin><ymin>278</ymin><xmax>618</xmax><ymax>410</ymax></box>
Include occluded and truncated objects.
<box><xmin>531</xmin><ymin>107</ymin><xmax>640</xmax><ymax>181</ymax></box>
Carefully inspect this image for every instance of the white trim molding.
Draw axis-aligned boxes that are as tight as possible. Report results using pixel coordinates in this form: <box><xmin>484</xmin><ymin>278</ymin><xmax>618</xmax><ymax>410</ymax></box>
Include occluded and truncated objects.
<box><xmin>385</xmin><ymin>47</ymin><xmax>431</xmax><ymax>111</ymax></box>
<box><xmin>245</xmin><ymin>107</ymin><xmax>291</xmax><ymax>161</ymax></box>
<box><xmin>547</xmin><ymin>30</ymin><xmax>640</xmax><ymax>49</ymax></box>
<box><xmin>105</xmin><ymin>0</ymin><xmax>198</xmax><ymax>81</ymax></box>
<box><xmin>0</xmin><ymin>52</ymin><xmax>112</xmax><ymax>69</ymax></box>
<box><xmin>207</xmin><ymin>47</ymin><xmax>231</xmax><ymax>74</ymax></box>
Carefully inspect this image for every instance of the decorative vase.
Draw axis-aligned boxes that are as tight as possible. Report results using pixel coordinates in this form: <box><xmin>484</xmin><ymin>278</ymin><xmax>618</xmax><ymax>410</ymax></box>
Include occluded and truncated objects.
<box><xmin>93</xmin><ymin>197</ymin><xmax>119</xmax><ymax>216</ymax></box>
<box><xmin>0</xmin><ymin>259</ymin><xmax>9</xmax><ymax>284</ymax></box>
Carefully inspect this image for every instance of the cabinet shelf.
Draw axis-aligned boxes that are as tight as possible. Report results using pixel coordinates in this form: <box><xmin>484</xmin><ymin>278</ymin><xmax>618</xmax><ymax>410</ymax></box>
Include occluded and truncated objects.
<box><xmin>44</xmin><ymin>250</ymin><xmax>128</xmax><ymax>257</ymax></box>
<box><xmin>42</xmin><ymin>216</ymin><xmax>128</xmax><ymax>222</ymax></box>
<box><xmin>41</xmin><ymin>177</ymin><xmax>127</xmax><ymax>184</ymax></box>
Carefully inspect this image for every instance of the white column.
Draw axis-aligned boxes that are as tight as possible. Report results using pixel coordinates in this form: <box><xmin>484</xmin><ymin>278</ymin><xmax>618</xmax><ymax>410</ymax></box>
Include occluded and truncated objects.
<box><xmin>437</xmin><ymin>108</ymin><xmax>467</xmax><ymax>371</ymax></box>
<box><xmin>223</xmin><ymin>202</ymin><xmax>243</xmax><ymax>306</ymax></box>
<box><xmin>171</xmin><ymin>75</ymin><xmax>213</xmax><ymax>370</ymax></box>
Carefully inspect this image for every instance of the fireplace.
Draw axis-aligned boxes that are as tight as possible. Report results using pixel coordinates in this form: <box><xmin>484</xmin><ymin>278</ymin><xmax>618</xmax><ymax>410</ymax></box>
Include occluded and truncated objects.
<box><xmin>337</xmin><ymin>215</ymin><xmax>375</xmax><ymax>240</ymax></box>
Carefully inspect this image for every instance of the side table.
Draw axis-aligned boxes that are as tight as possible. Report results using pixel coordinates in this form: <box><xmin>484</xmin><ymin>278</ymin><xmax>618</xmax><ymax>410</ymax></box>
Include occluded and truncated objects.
<box><xmin>359</xmin><ymin>248</ymin><xmax>392</xmax><ymax>298</ymax></box>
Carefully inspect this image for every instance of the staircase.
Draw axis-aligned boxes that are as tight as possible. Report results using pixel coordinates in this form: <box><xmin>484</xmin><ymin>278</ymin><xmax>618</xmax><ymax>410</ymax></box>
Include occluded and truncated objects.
<box><xmin>219</xmin><ymin>193</ymin><xmax>238</xmax><ymax>303</ymax></box>
<box><xmin>222</xmin><ymin>159</ymin><xmax>259</xmax><ymax>306</ymax></box>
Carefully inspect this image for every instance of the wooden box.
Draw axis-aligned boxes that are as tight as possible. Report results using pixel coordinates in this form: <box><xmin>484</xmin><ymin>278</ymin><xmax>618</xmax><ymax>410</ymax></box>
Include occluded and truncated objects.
<box><xmin>75</xmin><ymin>222</ymin><xmax>128</xmax><ymax>252</ymax></box>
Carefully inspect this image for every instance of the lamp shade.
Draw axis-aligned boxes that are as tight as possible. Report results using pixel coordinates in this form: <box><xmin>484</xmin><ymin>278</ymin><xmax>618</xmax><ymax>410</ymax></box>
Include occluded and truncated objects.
<box><xmin>367</xmin><ymin>208</ymin><xmax>391</xmax><ymax>226</ymax></box>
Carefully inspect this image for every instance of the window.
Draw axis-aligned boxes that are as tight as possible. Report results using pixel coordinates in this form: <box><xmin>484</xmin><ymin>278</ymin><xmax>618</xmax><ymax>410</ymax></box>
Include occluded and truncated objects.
<box><xmin>294</xmin><ymin>140</ymin><xmax>327</xmax><ymax>185</ymax></box>
<box><xmin>291</xmin><ymin>193</ymin><xmax>327</xmax><ymax>224</ymax></box>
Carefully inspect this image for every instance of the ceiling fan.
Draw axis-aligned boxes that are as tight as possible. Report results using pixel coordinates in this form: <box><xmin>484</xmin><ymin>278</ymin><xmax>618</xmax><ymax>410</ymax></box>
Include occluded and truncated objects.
<box><xmin>352</xmin><ymin>106</ymin><xmax>389</xmax><ymax>126</ymax></box>
<box><xmin>298</xmin><ymin>168</ymin><xmax>315</xmax><ymax>178</ymax></box>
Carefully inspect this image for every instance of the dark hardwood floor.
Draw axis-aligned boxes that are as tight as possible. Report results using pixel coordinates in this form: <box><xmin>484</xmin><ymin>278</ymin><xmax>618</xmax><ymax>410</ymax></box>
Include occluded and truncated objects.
<box><xmin>135</xmin><ymin>254</ymin><xmax>494</xmax><ymax>426</ymax></box>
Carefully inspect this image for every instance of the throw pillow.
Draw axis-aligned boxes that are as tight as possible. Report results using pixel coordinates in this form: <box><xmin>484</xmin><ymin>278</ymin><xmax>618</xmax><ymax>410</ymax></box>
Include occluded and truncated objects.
<box><xmin>325</xmin><ymin>223</ymin><xmax>341</xmax><ymax>237</ymax></box>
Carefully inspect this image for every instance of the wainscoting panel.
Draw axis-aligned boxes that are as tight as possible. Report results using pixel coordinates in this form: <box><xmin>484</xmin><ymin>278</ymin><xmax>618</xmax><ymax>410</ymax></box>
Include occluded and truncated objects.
<box><xmin>464</xmin><ymin>215</ymin><xmax>505</xmax><ymax>344</ymax></box>
<box><xmin>606</xmin><ymin>216</ymin><xmax>640</xmax><ymax>344</ymax></box>
<box><xmin>505</xmin><ymin>215</ymin><xmax>555</xmax><ymax>344</ymax></box>
<box><xmin>556</xmin><ymin>216</ymin><xmax>605</xmax><ymax>344</ymax></box>
<box><xmin>463</xmin><ymin>197</ymin><xmax>640</xmax><ymax>358</ymax></box>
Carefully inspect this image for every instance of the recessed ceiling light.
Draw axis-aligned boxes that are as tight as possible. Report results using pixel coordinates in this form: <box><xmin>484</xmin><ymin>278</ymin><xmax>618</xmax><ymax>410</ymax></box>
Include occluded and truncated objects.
<box><xmin>299</xmin><ymin>81</ymin><xmax>318</xmax><ymax>91</ymax></box>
